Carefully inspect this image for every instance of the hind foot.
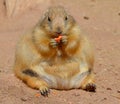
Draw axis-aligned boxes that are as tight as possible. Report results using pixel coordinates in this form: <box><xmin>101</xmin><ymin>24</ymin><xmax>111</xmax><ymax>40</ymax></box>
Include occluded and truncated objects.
<box><xmin>39</xmin><ymin>86</ymin><xmax>50</xmax><ymax>97</ymax></box>
<box><xmin>85</xmin><ymin>83</ymin><xmax>96</xmax><ymax>92</ymax></box>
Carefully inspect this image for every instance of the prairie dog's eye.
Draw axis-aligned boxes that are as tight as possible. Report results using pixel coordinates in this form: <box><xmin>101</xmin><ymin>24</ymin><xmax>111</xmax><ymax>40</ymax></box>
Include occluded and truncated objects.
<box><xmin>48</xmin><ymin>16</ymin><xmax>51</xmax><ymax>22</ymax></box>
<box><xmin>65</xmin><ymin>16</ymin><xmax>68</xmax><ymax>21</ymax></box>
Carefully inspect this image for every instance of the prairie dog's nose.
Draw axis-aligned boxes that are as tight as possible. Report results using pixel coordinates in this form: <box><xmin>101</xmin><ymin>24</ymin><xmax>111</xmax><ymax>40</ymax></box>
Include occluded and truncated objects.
<box><xmin>56</xmin><ymin>27</ymin><xmax>62</xmax><ymax>34</ymax></box>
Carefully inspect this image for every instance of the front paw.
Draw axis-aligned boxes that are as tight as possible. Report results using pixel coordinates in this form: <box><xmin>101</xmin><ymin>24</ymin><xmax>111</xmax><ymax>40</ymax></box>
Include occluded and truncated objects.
<box><xmin>50</xmin><ymin>39</ymin><xmax>58</xmax><ymax>48</ymax></box>
<box><xmin>39</xmin><ymin>86</ymin><xmax>50</xmax><ymax>97</ymax></box>
<box><xmin>61</xmin><ymin>36</ymin><xmax>68</xmax><ymax>45</ymax></box>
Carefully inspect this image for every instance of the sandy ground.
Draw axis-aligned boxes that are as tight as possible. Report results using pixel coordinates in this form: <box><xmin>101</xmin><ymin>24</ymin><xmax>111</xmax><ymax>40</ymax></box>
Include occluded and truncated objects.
<box><xmin>0</xmin><ymin>0</ymin><xmax>120</xmax><ymax>104</ymax></box>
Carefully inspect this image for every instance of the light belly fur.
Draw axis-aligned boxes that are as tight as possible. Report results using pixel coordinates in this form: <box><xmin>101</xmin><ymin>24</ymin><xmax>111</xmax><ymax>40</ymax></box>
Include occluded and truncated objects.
<box><xmin>32</xmin><ymin>63</ymin><xmax>89</xmax><ymax>89</ymax></box>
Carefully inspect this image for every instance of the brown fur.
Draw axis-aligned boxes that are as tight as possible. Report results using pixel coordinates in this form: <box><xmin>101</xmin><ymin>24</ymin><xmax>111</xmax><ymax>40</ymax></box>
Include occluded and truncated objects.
<box><xmin>13</xmin><ymin>6</ymin><xmax>96</xmax><ymax>96</ymax></box>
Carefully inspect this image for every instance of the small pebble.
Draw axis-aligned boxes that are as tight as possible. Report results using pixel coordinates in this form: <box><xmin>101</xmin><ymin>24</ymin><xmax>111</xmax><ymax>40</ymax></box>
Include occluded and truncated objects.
<box><xmin>117</xmin><ymin>90</ymin><xmax>120</xmax><ymax>93</ymax></box>
<box><xmin>21</xmin><ymin>98</ymin><xmax>27</xmax><ymax>102</ymax></box>
<box><xmin>83</xmin><ymin>16</ymin><xmax>89</xmax><ymax>20</ymax></box>
<box><xmin>106</xmin><ymin>88</ymin><xmax>112</xmax><ymax>90</ymax></box>
<box><xmin>73</xmin><ymin>93</ymin><xmax>80</xmax><ymax>96</ymax></box>
<box><xmin>104</xmin><ymin>97</ymin><xmax>107</xmax><ymax>100</ymax></box>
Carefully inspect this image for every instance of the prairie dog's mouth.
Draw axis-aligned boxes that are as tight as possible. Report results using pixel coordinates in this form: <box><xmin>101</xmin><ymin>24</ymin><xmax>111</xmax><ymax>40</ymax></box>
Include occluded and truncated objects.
<box><xmin>51</xmin><ymin>33</ymin><xmax>63</xmax><ymax>38</ymax></box>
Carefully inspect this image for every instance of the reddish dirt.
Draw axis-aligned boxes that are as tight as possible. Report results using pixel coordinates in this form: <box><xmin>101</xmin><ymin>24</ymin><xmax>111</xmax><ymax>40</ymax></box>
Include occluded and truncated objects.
<box><xmin>0</xmin><ymin>0</ymin><xmax>120</xmax><ymax>104</ymax></box>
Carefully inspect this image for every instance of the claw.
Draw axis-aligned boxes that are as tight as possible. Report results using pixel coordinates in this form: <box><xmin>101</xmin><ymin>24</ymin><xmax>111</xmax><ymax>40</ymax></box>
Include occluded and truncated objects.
<box><xmin>39</xmin><ymin>86</ymin><xmax>50</xmax><ymax>97</ymax></box>
<box><xmin>61</xmin><ymin>36</ymin><xmax>67</xmax><ymax>45</ymax></box>
<box><xmin>85</xmin><ymin>83</ymin><xmax>96</xmax><ymax>92</ymax></box>
<box><xmin>50</xmin><ymin>39</ymin><xmax>58</xmax><ymax>48</ymax></box>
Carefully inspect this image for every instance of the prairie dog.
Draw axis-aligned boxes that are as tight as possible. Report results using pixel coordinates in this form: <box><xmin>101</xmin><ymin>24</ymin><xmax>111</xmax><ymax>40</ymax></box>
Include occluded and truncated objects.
<box><xmin>14</xmin><ymin>6</ymin><xmax>96</xmax><ymax>96</ymax></box>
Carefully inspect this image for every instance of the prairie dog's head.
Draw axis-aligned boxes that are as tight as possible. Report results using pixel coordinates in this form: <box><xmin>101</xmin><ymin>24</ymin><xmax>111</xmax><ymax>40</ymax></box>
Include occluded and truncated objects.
<box><xmin>40</xmin><ymin>6</ymin><xmax>76</xmax><ymax>38</ymax></box>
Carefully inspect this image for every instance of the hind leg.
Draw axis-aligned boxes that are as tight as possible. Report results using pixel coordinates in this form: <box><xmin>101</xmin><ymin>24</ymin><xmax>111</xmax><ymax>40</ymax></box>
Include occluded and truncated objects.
<box><xmin>25</xmin><ymin>75</ymin><xmax>50</xmax><ymax>97</ymax></box>
<box><xmin>15</xmin><ymin>68</ymin><xmax>50</xmax><ymax>97</ymax></box>
<box><xmin>81</xmin><ymin>72</ymin><xmax>96</xmax><ymax>92</ymax></box>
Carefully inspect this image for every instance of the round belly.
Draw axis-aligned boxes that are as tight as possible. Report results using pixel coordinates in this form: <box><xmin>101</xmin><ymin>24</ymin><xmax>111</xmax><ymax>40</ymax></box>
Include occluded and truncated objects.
<box><xmin>41</xmin><ymin>70</ymin><xmax>89</xmax><ymax>90</ymax></box>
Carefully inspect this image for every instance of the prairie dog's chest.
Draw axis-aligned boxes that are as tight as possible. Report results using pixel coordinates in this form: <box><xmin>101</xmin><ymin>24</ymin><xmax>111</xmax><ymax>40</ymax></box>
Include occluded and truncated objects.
<box><xmin>50</xmin><ymin>49</ymin><xmax>66</xmax><ymax>64</ymax></box>
<box><xmin>57</xmin><ymin>49</ymin><xmax>62</xmax><ymax>56</ymax></box>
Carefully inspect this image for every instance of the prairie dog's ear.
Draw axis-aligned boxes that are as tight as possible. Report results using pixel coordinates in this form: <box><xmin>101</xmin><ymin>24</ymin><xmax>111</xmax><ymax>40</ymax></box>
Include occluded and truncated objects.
<box><xmin>62</xmin><ymin>7</ymin><xmax>76</xmax><ymax>23</ymax></box>
<box><xmin>40</xmin><ymin>9</ymin><xmax>49</xmax><ymax>21</ymax></box>
<box><xmin>36</xmin><ymin>9</ymin><xmax>49</xmax><ymax>27</ymax></box>
<box><xmin>67</xmin><ymin>14</ymin><xmax>76</xmax><ymax>24</ymax></box>
<box><xmin>43</xmin><ymin>8</ymin><xmax>50</xmax><ymax>17</ymax></box>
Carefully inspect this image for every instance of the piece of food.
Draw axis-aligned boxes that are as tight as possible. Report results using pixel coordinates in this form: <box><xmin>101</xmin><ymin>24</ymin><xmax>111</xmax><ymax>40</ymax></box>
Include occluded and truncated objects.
<box><xmin>55</xmin><ymin>35</ymin><xmax>62</xmax><ymax>43</ymax></box>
